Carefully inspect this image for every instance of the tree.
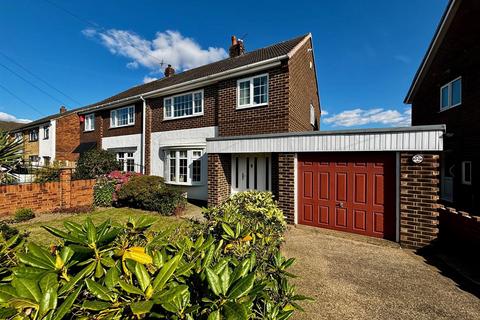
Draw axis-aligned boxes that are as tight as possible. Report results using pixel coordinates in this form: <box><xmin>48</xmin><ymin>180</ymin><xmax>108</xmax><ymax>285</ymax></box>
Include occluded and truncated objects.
<box><xmin>0</xmin><ymin>131</ymin><xmax>23</xmax><ymax>184</ymax></box>
<box><xmin>73</xmin><ymin>149</ymin><xmax>120</xmax><ymax>179</ymax></box>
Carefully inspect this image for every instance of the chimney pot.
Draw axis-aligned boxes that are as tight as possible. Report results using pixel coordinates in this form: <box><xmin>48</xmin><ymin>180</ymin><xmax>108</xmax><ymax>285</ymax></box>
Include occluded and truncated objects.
<box><xmin>60</xmin><ymin>106</ymin><xmax>67</xmax><ymax>113</ymax></box>
<box><xmin>231</xmin><ymin>35</ymin><xmax>237</xmax><ymax>46</ymax></box>
<box><xmin>164</xmin><ymin>64</ymin><xmax>175</xmax><ymax>77</ymax></box>
<box><xmin>229</xmin><ymin>35</ymin><xmax>245</xmax><ymax>58</ymax></box>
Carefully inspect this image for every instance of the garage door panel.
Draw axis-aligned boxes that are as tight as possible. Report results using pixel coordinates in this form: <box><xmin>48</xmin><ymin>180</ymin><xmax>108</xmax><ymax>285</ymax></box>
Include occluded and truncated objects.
<box><xmin>336</xmin><ymin>173</ymin><xmax>347</xmax><ymax>202</ymax></box>
<box><xmin>319</xmin><ymin>205</ymin><xmax>329</xmax><ymax>225</ymax></box>
<box><xmin>298</xmin><ymin>152</ymin><xmax>395</xmax><ymax>240</ymax></box>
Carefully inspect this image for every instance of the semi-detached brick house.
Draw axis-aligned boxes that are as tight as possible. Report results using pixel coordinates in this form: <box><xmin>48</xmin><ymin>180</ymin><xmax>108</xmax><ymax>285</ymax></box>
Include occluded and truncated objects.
<box><xmin>11</xmin><ymin>106</ymin><xmax>81</xmax><ymax>166</ymax></box>
<box><xmin>405</xmin><ymin>0</ymin><xmax>480</xmax><ymax>214</ymax></box>
<box><xmin>77</xmin><ymin>34</ymin><xmax>321</xmax><ymax>201</ymax></box>
<box><xmin>75</xmin><ymin>33</ymin><xmax>445</xmax><ymax>249</ymax></box>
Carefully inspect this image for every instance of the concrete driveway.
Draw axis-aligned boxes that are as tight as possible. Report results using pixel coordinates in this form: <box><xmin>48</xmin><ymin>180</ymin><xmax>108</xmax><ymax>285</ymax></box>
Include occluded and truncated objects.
<box><xmin>283</xmin><ymin>226</ymin><xmax>480</xmax><ymax>320</ymax></box>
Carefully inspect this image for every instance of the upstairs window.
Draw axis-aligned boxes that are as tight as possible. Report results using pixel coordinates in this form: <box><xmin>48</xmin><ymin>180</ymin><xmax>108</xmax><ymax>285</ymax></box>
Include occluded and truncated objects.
<box><xmin>462</xmin><ymin>161</ymin><xmax>472</xmax><ymax>185</ymax></box>
<box><xmin>237</xmin><ymin>74</ymin><xmax>269</xmax><ymax>109</ymax></box>
<box><xmin>440</xmin><ymin>77</ymin><xmax>461</xmax><ymax>111</ymax></box>
<box><xmin>110</xmin><ymin>106</ymin><xmax>135</xmax><ymax>128</ymax></box>
<box><xmin>29</xmin><ymin>129</ymin><xmax>38</xmax><ymax>142</ymax></box>
<box><xmin>85</xmin><ymin>114</ymin><xmax>95</xmax><ymax>131</ymax></box>
<box><xmin>43</xmin><ymin>125</ymin><xmax>49</xmax><ymax>140</ymax></box>
<box><xmin>164</xmin><ymin>90</ymin><xmax>203</xmax><ymax>120</ymax></box>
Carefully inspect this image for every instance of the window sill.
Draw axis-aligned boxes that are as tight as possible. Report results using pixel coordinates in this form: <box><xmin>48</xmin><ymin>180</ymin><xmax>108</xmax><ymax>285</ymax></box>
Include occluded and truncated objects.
<box><xmin>163</xmin><ymin>113</ymin><xmax>204</xmax><ymax>121</ymax></box>
<box><xmin>236</xmin><ymin>103</ymin><xmax>268</xmax><ymax>110</ymax></box>
<box><xmin>165</xmin><ymin>181</ymin><xmax>205</xmax><ymax>187</ymax></box>
<box><xmin>84</xmin><ymin>129</ymin><xmax>95</xmax><ymax>133</ymax></box>
<box><xmin>109</xmin><ymin>124</ymin><xmax>135</xmax><ymax>129</ymax></box>
<box><xmin>439</xmin><ymin>103</ymin><xmax>461</xmax><ymax>112</ymax></box>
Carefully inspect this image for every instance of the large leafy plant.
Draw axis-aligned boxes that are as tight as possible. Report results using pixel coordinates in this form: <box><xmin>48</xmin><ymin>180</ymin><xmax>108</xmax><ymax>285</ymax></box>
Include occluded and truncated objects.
<box><xmin>0</xmin><ymin>192</ymin><xmax>308</xmax><ymax>319</ymax></box>
<box><xmin>0</xmin><ymin>131</ymin><xmax>23</xmax><ymax>184</ymax></box>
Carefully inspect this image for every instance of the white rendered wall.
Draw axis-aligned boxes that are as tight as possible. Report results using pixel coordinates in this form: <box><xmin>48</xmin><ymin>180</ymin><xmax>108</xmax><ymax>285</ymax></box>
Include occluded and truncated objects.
<box><xmin>102</xmin><ymin>134</ymin><xmax>142</xmax><ymax>172</ymax></box>
<box><xmin>38</xmin><ymin>120</ymin><xmax>56</xmax><ymax>165</ymax></box>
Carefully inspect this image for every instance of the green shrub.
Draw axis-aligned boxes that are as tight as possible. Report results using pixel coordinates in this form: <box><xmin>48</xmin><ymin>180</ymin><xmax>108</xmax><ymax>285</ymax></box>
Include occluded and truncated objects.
<box><xmin>93</xmin><ymin>177</ymin><xmax>116</xmax><ymax>207</ymax></box>
<box><xmin>0</xmin><ymin>221</ymin><xmax>19</xmax><ymax>239</ymax></box>
<box><xmin>117</xmin><ymin>175</ymin><xmax>186</xmax><ymax>215</ymax></box>
<box><xmin>0</xmin><ymin>203</ymin><xmax>307</xmax><ymax>319</ymax></box>
<box><xmin>202</xmin><ymin>191</ymin><xmax>287</xmax><ymax>261</ymax></box>
<box><xmin>14</xmin><ymin>208</ymin><xmax>35</xmax><ymax>222</ymax></box>
<box><xmin>33</xmin><ymin>161</ymin><xmax>61</xmax><ymax>183</ymax></box>
<box><xmin>73</xmin><ymin>149</ymin><xmax>120</xmax><ymax>180</ymax></box>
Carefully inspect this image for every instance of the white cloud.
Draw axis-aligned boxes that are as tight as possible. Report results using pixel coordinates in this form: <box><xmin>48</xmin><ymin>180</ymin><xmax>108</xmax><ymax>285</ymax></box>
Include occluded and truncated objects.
<box><xmin>322</xmin><ymin>107</ymin><xmax>411</xmax><ymax>128</ymax></box>
<box><xmin>0</xmin><ymin>112</ymin><xmax>31</xmax><ymax>123</ymax></box>
<box><xmin>143</xmin><ymin>76</ymin><xmax>158</xmax><ymax>84</ymax></box>
<box><xmin>321</xmin><ymin>109</ymin><xmax>329</xmax><ymax>115</ymax></box>
<box><xmin>83</xmin><ymin>28</ymin><xmax>228</xmax><ymax>74</ymax></box>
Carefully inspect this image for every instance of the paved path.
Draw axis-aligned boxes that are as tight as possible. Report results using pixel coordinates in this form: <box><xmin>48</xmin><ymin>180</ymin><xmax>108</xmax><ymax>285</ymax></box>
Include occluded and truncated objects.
<box><xmin>283</xmin><ymin>226</ymin><xmax>480</xmax><ymax>320</ymax></box>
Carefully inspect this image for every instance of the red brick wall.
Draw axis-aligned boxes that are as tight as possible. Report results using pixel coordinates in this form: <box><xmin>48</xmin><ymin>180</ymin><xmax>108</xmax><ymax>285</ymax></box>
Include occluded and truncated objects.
<box><xmin>102</xmin><ymin>102</ymin><xmax>143</xmax><ymax>137</ymax></box>
<box><xmin>288</xmin><ymin>38</ymin><xmax>320</xmax><ymax>131</ymax></box>
<box><xmin>277</xmin><ymin>153</ymin><xmax>295</xmax><ymax>224</ymax></box>
<box><xmin>411</xmin><ymin>1</ymin><xmax>480</xmax><ymax>212</ymax></box>
<box><xmin>218</xmin><ymin>65</ymin><xmax>290</xmax><ymax>136</ymax></box>
<box><xmin>0</xmin><ymin>169</ymin><xmax>94</xmax><ymax>217</ymax></box>
<box><xmin>149</xmin><ymin>84</ymin><xmax>218</xmax><ymax>133</ymax></box>
<box><xmin>207</xmin><ymin>153</ymin><xmax>231</xmax><ymax>206</ymax></box>
<box><xmin>400</xmin><ymin>153</ymin><xmax>440</xmax><ymax>248</ymax></box>
<box><xmin>80</xmin><ymin>112</ymin><xmax>103</xmax><ymax>149</ymax></box>
<box><xmin>55</xmin><ymin>113</ymin><xmax>81</xmax><ymax>161</ymax></box>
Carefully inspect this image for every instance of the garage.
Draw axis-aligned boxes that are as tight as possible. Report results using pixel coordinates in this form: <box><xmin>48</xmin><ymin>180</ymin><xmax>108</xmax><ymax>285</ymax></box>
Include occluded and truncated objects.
<box><xmin>298</xmin><ymin>152</ymin><xmax>396</xmax><ymax>240</ymax></box>
<box><xmin>207</xmin><ymin>125</ymin><xmax>445</xmax><ymax>248</ymax></box>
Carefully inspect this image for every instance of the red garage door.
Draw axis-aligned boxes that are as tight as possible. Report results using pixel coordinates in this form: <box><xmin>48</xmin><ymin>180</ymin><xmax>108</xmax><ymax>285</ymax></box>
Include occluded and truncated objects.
<box><xmin>298</xmin><ymin>153</ymin><xmax>396</xmax><ymax>240</ymax></box>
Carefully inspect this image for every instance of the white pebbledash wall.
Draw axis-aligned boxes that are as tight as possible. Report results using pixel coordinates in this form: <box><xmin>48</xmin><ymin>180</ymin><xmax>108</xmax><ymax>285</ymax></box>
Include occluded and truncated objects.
<box><xmin>150</xmin><ymin>126</ymin><xmax>218</xmax><ymax>201</ymax></box>
<box><xmin>102</xmin><ymin>134</ymin><xmax>142</xmax><ymax>172</ymax></box>
<box><xmin>38</xmin><ymin>120</ymin><xmax>56</xmax><ymax>165</ymax></box>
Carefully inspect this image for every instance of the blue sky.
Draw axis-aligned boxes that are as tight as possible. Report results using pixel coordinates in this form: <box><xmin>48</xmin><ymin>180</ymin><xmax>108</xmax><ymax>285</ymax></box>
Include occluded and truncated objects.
<box><xmin>0</xmin><ymin>0</ymin><xmax>447</xmax><ymax>129</ymax></box>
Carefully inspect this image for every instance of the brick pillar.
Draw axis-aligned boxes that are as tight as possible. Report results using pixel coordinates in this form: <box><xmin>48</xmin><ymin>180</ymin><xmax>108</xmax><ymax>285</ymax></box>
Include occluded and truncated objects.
<box><xmin>208</xmin><ymin>153</ymin><xmax>231</xmax><ymax>207</ymax></box>
<box><xmin>59</xmin><ymin>168</ymin><xmax>72</xmax><ymax>209</ymax></box>
<box><xmin>400</xmin><ymin>153</ymin><xmax>440</xmax><ymax>249</ymax></box>
<box><xmin>277</xmin><ymin>153</ymin><xmax>295</xmax><ymax>224</ymax></box>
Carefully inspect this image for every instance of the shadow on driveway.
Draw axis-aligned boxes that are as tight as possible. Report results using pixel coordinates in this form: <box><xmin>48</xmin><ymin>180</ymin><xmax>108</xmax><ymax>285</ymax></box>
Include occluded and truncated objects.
<box><xmin>283</xmin><ymin>225</ymin><xmax>480</xmax><ymax>320</ymax></box>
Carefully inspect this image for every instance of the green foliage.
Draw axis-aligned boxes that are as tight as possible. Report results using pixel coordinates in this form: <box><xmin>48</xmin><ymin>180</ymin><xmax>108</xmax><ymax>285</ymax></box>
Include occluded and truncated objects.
<box><xmin>93</xmin><ymin>177</ymin><xmax>115</xmax><ymax>207</ymax></box>
<box><xmin>117</xmin><ymin>175</ymin><xmax>186</xmax><ymax>215</ymax></box>
<box><xmin>0</xmin><ymin>131</ymin><xmax>23</xmax><ymax>184</ymax></box>
<box><xmin>14</xmin><ymin>208</ymin><xmax>35</xmax><ymax>222</ymax></box>
<box><xmin>33</xmin><ymin>162</ymin><xmax>61</xmax><ymax>183</ymax></box>
<box><xmin>0</xmin><ymin>191</ymin><xmax>308</xmax><ymax>319</ymax></box>
<box><xmin>73</xmin><ymin>149</ymin><xmax>120</xmax><ymax>180</ymax></box>
<box><xmin>0</xmin><ymin>222</ymin><xmax>19</xmax><ymax>240</ymax></box>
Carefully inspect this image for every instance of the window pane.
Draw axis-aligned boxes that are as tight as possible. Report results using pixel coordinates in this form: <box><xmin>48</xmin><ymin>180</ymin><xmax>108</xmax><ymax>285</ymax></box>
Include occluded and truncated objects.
<box><xmin>194</xmin><ymin>92</ymin><xmax>202</xmax><ymax>113</ymax></box>
<box><xmin>179</xmin><ymin>158</ymin><xmax>187</xmax><ymax>182</ymax></box>
<box><xmin>451</xmin><ymin>79</ymin><xmax>461</xmax><ymax>106</ymax></box>
<box><xmin>253</xmin><ymin>75</ymin><xmax>268</xmax><ymax>104</ymax></box>
<box><xmin>174</xmin><ymin>93</ymin><xmax>193</xmax><ymax>117</ymax></box>
<box><xmin>441</xmin><ymin>86</ymin><xmax>449</xmax><ymax>109</ymax></box>
<box><xmin>165</xmin><ymin>99</ymin><xmax>172</xmax><ymax>117</ymax></box>
<box><xmin>170</xmin><ymin>158</ymin><xmax>176</xmax><ymax>181</ymax></box>
<box><xmin>193</xmin><ymin>151</ymin><xmax>201</xmax><ymax>158</ymax></box>
<box><xmin>192</xmin><ymin>159</ymin><xmax>201</xmax><ymax>182</ymax></box>
<box><xmin>126</xmin><ymin>159</ymin><xmax>135</xmax><ymax>172</ymax></box>
<box><xmin>239</xmin><ymin>80</ymin><xmax>250</xmax><ymax>105</ymax></box>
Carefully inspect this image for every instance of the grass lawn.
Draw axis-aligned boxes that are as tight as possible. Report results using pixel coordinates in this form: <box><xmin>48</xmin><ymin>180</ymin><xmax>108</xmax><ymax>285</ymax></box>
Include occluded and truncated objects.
<box><xmin>14</xmin><ymin>203</ymin><xmax>202</xmax><ymax>245</ymax></box>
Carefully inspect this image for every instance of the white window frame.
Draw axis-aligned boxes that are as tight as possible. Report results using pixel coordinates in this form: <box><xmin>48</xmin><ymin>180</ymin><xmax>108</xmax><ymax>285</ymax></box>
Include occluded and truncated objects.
<box><xmin>117</xmin><ymin>151</ymin><xmax>136</xmax><ymax>172</ymax></box>
<box><xmin>163</xmin><ymin>89</ymin><xmax>204</xmax><ymax>120</ymax></box>
<box><xmin>165</xmin><ymin>149</ymin><xmax>204</xmax><ymax>186</ymax></box>
<box><xmin>29</xmin><ymin>129</ymin><xmax>38</xmax><ymax>142</ymax></box>
<box><xmin>310</xmin><ymin>104</ymin><xmax>315</xmax><ymax>126</ymax></box>
<box><xmin>462</xmin><ymin>161</ymin><xmax>472</xmax><ymax>185</ymax></box>
<box><xmin>43</xmin><ymin>125</ymin><xmax>49</xmax><ymax>140</ymax></box>
<box><xmin>110</xmin><ymin>106</ymin><xmax>135</xmax><ymax>128</ymax></box>
<box><xmin>440</xmin><ymin>76</ymin><xmax>462</xmax><ymax>111</ymax></box>
<box><xmin>84</xmin><ymin>113</ymin><xmax>95</xmax><ymax>132</ymax></box>
<box><xmin>236</xmin><ymin>73</ymin><xmax>269</xmax><ymax>109</ymax></box>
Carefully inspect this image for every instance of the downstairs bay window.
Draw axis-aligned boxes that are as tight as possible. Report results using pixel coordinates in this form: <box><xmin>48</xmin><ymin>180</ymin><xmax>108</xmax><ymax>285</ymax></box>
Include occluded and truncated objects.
<box><xmin>166</xmin><ymin>149</ymin><xmax>204</xmax><ymax>185</ymax></box>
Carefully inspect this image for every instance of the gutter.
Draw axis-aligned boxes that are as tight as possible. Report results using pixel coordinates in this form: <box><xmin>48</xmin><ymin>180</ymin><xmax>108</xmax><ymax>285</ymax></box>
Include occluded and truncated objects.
<box><xmin>78</xmin><ymin>55</ymin><xmax>288</xmax><ymax>115</ymax></box>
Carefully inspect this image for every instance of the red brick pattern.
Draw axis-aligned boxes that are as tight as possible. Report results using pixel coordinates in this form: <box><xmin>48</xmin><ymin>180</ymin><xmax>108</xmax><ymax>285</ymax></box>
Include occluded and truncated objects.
<box><xmin>400</xmin><ymin>153</ymin><xmax>440</xmax><ymax>248</ymax></box>
<box><xmin>277</xmin><ymin>153</ymin><xmax>295</xmax><ymax>224</ymax></box>
<box><xmin>207</xmin><ymin>153</ymin><xmax>231</xmax><ymax>206</ymax></box>
<box><xmin>0</xmin><ymin>169</ymin><xmax>95</xmax><ymax>217</ymax></box>
<box><xmin>55</xmin><ymin>113</ymin><xmax>81</xmax><ymax>161</ymax></box>
<box><xmin>101</xmin><ymin>102</ymin><xmax>143</xmax><ymax>137</ymax></box>
<box><xmin>288</xmin><ymin>38</ymin><xmax>320</xmax><ymax>131</ymax></box>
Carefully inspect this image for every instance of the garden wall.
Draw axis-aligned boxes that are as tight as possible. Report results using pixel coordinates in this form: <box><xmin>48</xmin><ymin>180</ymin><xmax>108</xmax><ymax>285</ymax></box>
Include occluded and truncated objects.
<box><xmin>0</xmin><ymin>169</ymin><xmax>95</xmax><ymax>217</ymax></box>
<box><xmin>438</xmin><ymin>206</ymin><xmax>480</xmax><ymax>250</ymax></box>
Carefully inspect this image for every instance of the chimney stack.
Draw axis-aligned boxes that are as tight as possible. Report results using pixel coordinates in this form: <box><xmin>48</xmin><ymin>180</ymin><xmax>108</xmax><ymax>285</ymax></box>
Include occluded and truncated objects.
<box><xmin>164</xmin><ymin>64</ymin><xmax>175</xmax><ymax>77</ymax></box>
<box><xmin>60</xmin><ymin>106</ymin><xmax>67</xmax><ymax>113</ymax></box>
<box><xmin>229</xmin><ymin>35</ymin><xmax>245</xmax><ymax>58</ymax></box>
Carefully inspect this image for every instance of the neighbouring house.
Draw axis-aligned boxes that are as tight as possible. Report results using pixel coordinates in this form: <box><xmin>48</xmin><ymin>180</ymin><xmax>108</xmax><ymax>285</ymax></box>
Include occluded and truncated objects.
<box><xmin>76</xmin><ymin>33</ymin><xmax>321</xmax><ymax>201</ymax></box>
<box><xmin>405</xmin><ymin>0</ymin><xmax>480</xmax><ymax>213</ymax></box>
<box><xmin>11</xmin><ymin>106</ymin><xmax>82</xmax><ymax>166</ymax></box>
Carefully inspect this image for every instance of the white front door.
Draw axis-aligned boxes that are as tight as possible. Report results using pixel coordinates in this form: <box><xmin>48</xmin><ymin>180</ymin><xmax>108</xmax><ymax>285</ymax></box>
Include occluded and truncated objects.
<box><xmin>231</xmin><ymin>154</ymin><xmax>271</xmax><ymax>193</ymax></box>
